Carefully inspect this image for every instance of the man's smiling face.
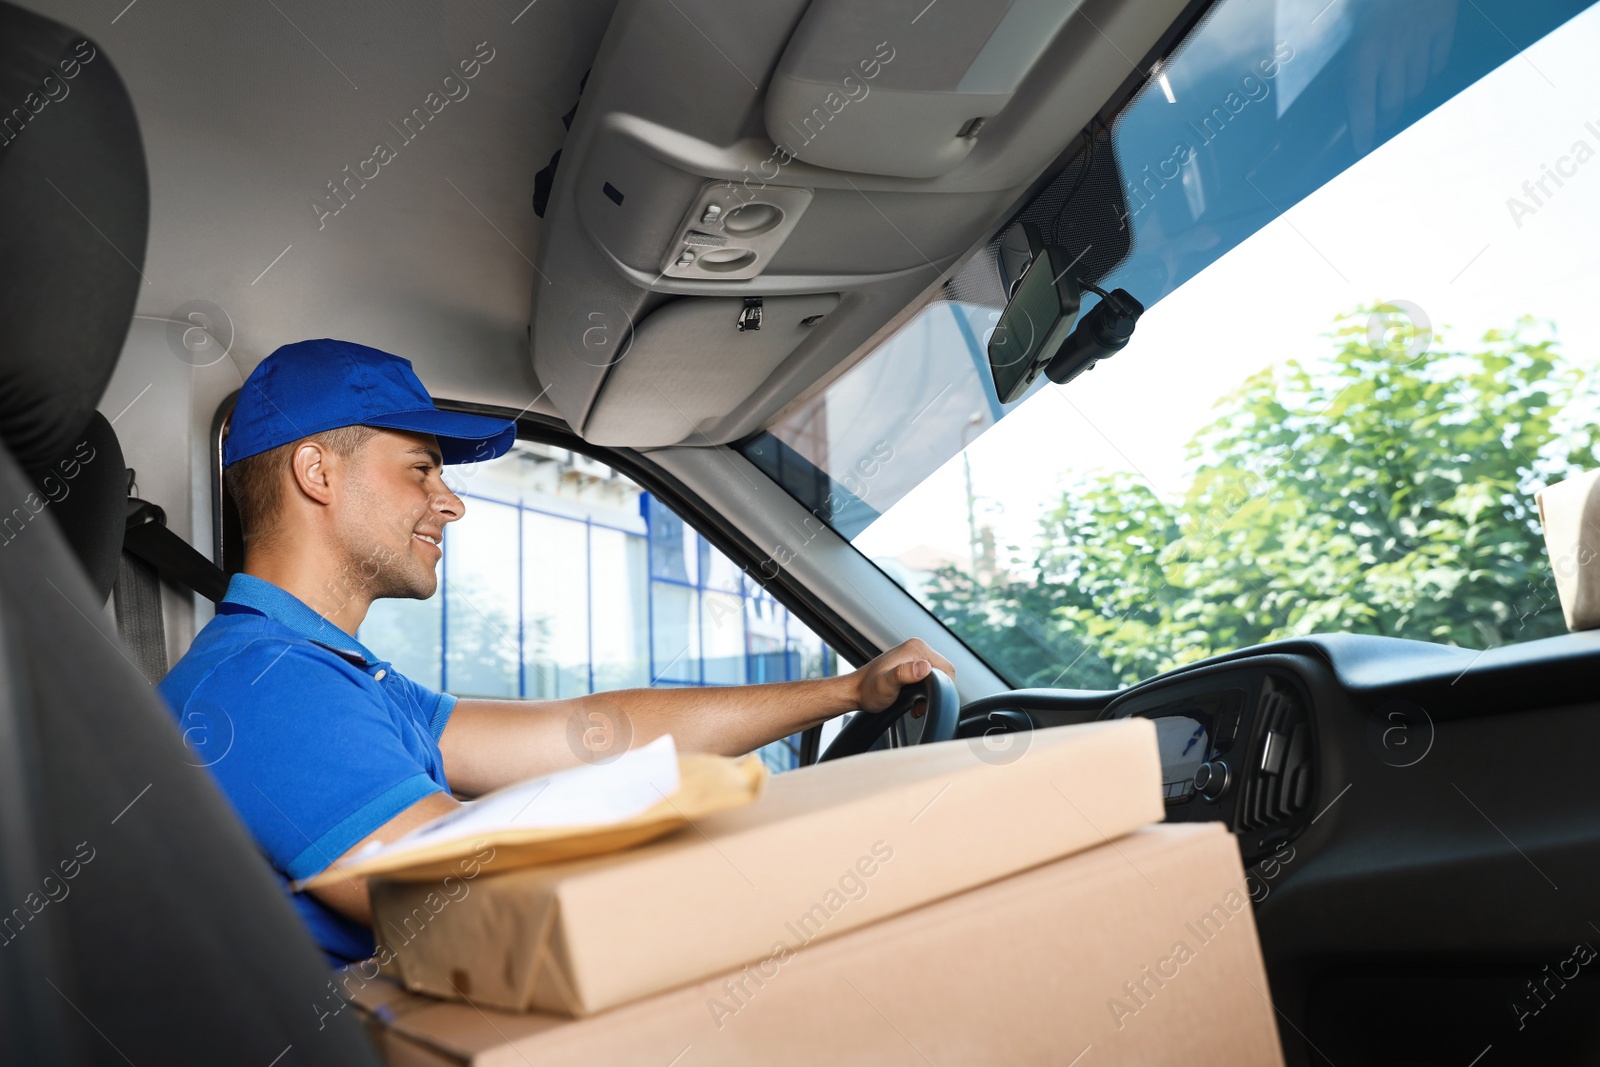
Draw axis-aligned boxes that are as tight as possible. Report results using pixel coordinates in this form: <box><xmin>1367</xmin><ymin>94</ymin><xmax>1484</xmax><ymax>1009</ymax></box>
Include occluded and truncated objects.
<box><xmin>336</xmin><ymin>428</ymin><xmax>464</xmax><ymax>601</ymax></box>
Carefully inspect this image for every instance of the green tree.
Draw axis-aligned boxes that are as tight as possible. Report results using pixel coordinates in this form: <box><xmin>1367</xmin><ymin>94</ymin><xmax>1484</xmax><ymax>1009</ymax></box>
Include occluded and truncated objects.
<box><xmin>928</xmin><ymin>309</ymin><xmax>1600</xmax><ymax>689</ymax></box>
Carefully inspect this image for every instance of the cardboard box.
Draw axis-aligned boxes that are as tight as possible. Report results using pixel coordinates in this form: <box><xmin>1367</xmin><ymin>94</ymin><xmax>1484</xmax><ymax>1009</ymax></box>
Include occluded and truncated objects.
<box><xmin>371</xmin><ymin>719</ymin><xmax>1163</xmax><ymax>1016</ymax></box>
<box><xmin>351</xmin><ymin>823</ymin><xmax>1284</xmax><ymax>1066</ymax></box>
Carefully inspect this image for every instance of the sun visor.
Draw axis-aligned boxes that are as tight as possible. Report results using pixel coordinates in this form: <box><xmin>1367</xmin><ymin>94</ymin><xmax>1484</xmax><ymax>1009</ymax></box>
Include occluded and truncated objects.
<box><xmin>582</xmin><ymin>293</ymin><xmax>840</xmax><ymax>446</ymax></box>
<box><xmin>764</xmin><ymin>0</ymin><xmax>1086</xmax><ymax>179</ymax></box>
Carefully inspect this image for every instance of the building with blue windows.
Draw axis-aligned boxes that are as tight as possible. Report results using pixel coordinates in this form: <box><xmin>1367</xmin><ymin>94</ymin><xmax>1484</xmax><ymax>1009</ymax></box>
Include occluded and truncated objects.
<box><xmin>359</xmin><ymin>441</ymin><xmax>844</xmax><ymax>774</ymax></box>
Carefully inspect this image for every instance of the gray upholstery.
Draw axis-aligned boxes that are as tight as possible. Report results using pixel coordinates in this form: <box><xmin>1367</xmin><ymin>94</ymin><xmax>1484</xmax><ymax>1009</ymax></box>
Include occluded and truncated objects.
<box><xmin>0</xmin><ymin>8</ymin><xmax>144</xmax><ymax>473</ymax></box>
<box><xmin>0</xmin><ymin>4</ymin><xmax>381</xmax><ymax>1063</ymax></box>
<box><xmin>25</xmin><ymin>411</ymin><xmax>127</xmax><ymax>604</ymax></box>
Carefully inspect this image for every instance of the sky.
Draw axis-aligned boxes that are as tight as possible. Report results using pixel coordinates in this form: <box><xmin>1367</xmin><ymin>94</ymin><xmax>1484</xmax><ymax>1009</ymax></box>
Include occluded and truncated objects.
<box><xmin>856</xmin><ymin>1</ymin><xmax>1600</xmax><ymax>569</ymax></box>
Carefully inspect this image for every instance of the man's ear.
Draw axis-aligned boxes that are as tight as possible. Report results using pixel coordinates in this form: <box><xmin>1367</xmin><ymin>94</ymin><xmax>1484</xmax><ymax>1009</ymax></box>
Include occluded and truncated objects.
<box><xmin>289</xmin><ymin>441</ymin><xmax>338</xmax><ymax>506</ymax></box>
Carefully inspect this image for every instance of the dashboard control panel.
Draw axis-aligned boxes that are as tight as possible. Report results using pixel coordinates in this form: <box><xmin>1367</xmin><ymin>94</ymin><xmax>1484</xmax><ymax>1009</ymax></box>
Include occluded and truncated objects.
<box><xmin>1105</xmin><ymin>667</ymin><xmax>1316</xmax><ymax>864</ymax></box>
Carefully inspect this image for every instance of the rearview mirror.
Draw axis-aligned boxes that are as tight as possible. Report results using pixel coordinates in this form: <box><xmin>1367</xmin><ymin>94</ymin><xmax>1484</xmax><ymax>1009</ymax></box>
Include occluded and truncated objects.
<box><xmin>986</xmin><ymin>223</ymin><xmax>1146</xmax><ymax>404</ymax></box>
<box><xmin>986</xmin><ymin>223</ymin><xmax>1081</xmax><ymax>404</ymax></box>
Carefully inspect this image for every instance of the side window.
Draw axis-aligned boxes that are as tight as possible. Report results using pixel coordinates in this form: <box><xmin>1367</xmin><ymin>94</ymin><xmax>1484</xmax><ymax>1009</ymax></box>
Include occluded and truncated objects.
<box><xmin>359</xmin><ymin>440</ymin><xmax>848</xmax><ymax>773</ymax></box>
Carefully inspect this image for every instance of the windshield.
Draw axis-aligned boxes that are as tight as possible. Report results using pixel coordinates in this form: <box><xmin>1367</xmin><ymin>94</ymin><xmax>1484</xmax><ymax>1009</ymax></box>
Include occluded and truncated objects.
<box><xmin>746</xmin><ymin>0</ymin><xmax>1600</xmax><ymax>689</ymax></box>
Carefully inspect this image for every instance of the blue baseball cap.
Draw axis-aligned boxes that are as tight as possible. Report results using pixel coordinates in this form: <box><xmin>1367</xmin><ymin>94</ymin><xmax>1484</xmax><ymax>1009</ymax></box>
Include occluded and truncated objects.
<box><xmin>224</xmin><ymin>339</ymin><xmax>517</xmax><ymax>467</ymax></box>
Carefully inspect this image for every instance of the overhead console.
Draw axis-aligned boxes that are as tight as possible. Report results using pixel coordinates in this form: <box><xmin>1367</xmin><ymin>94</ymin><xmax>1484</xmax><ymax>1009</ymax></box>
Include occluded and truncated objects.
<box><xmin>529</xmin><ymin>0</ymin><xmax>1196</xmax><ymax>448</ymax></box>
<box><xmin>657</xmin><ymin>182</ymin><xmax>815</xmax><ymax>282</ymax></box>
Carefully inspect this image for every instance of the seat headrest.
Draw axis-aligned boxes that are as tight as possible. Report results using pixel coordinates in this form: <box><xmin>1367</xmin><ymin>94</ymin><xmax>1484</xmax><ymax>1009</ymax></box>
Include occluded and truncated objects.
<box><xmin>31</xmin><ymin>410</ymin><xmax>128</xmax><ymax>603</ymax></box>
<box><xmin>1537</xmin><ymin>470</ymin><xmax>1600</xmax><ymax>632</ymax></box>
<box><xmin>0</xmin><ymin>2</ymin><xmax>147</xmax><ymax>470</ymax></box>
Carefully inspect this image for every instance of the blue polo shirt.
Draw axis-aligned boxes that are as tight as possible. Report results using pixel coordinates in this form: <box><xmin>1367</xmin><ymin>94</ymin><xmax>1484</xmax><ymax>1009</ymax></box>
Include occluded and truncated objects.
<box><xmin>158</xmin><ymin>573</ymin><xmax>456</xmax><ymax>966</ymax></box>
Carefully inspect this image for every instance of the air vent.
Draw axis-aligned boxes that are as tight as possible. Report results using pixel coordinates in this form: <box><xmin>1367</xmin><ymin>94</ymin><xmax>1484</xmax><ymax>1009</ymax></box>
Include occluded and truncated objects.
<box><xmin>1236</xmin><ymin>676</ymin><xmax>1313</xmax><ymax>833</ymax></box>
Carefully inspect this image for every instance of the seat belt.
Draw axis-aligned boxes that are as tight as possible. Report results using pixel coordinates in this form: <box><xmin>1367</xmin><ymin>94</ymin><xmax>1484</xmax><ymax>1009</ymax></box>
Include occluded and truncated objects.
<box><xmin>113</xmin><ymin>493</ymin><xmax>231</xmax><ymax>684</ymax></box>
<box><xmin>114</xmin><ymin>546</ymin><xmax>168</xmax><ymax>685</ymax></box>
<box><xmin>123</xmin><ymin>500</ymin><xmax>230</xmax><ymax>603</ymax></box>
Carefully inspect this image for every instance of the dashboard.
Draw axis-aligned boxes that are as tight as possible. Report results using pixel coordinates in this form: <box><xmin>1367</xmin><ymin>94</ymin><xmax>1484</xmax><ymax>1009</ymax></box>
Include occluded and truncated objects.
<box><xmin>954</xmin><ymin>630</ymin><xmax>1600</xmax><ymax>1065</ymax></box>
<box><xmin>1101</xmin><ymin>667</ymin><xmax>1316</xmax><ymax>866</ymax></box>
<box><xmin>953</xmin><ymin>630</ymin><xmax>1600</xmax><ymax>870</ymax></box>
<box><xmin>956</xmin><ymin>652</ymin><xmax>1325</xmax><ymax>866</ymax></box>
<box><xmin>955</xmin><ymin>628</ymin><xmax>1600</xmax><ymax>867</ymax></box>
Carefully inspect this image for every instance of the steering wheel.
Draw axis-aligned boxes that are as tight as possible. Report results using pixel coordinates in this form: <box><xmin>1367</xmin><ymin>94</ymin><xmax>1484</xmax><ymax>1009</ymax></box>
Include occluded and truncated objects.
<box><xmin>817</xmin><ymin>668</ymin><xmax>960</xmax><ymax>762</ymax></box>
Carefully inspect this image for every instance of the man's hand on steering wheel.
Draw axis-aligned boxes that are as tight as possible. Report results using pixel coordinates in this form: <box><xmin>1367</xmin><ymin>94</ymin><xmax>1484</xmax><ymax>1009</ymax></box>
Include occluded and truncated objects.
<box><xmin>849</xmin><ymin>639</ymin><xmax>957</xmax><ymax>713</ymax></box>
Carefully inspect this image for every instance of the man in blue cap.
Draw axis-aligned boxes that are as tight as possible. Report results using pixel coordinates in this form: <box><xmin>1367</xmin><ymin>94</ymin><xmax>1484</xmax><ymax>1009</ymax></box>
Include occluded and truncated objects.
<box><xmin>159</xmin><ymin>338</ymin><xmax>953</xmax><ymax>967</ymax></box>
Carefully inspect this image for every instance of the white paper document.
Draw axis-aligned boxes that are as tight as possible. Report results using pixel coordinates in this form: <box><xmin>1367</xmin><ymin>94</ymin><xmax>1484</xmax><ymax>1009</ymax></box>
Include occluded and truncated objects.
<box><xmin>351</xmin><ymin>734</ymin><xmax>682</xmax><ymax>864</ymax></box>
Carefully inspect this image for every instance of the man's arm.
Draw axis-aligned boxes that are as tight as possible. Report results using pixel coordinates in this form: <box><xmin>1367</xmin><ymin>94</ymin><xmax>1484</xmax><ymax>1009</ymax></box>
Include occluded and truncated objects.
<box><xmin>439</xmin><ymin>638</ymin><xmax>954</xmax><ymax>797</ymax></box>
<box><xmin>306</xmin><ymin>791</ymin><xmax>462</xmax><ymax>926</ymax></box>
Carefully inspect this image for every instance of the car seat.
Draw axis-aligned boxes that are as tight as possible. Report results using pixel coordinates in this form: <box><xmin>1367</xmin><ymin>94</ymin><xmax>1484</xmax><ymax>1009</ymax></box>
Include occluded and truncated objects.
<box><xmin>0</xmin><ymin>4</ymin><xmax>382</xmax><ymax>1063</ymax></box>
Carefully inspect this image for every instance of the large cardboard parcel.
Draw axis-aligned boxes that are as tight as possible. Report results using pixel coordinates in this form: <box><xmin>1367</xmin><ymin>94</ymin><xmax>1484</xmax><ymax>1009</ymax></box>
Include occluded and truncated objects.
<box><xmin>372</xmin><ymin>718</ymin><xmax>1163</xmax><ymax>1016</ymax></box>
<box><xmin>353</xmin><ymin>823</ymin><xmax>1284</xmax><ymax>1066</ymax></box>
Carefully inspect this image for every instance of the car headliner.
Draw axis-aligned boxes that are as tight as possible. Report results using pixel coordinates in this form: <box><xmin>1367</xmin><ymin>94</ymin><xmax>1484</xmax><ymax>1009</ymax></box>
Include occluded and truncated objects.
<box><xmin>16</xmin><ymin>0</ymin><xmax>1187</xmax><ymax>447</ymax></box>
<box><xmin>17</xmin><ymin>0</ymin><xmax>615</xmax><ymax>414</ymax></box>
